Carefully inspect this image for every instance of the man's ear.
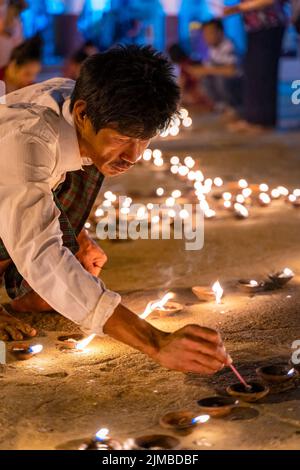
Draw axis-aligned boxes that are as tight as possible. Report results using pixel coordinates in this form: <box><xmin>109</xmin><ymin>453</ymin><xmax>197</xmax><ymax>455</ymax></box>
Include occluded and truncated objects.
<box><xmin>72</xmin><ymin>100</ymin><xmax>88</xmax><ymax>132</ymax></box>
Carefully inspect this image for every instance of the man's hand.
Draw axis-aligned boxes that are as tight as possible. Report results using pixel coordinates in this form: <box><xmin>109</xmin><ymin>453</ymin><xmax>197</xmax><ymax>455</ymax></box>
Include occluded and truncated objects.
<box><xmin>76</xmin><ymin>229</ymin><xmax>107</xmax><ymax>277</ymax></box>
<box><xmin>151</xmin><ymin>325</ymin><xmax>231</xmax><ymax>375</ymax></box>
<box><xmin>103</xmin><ymin>304</ymin><xmax>231</xmax><ymax>376</ymax></box>
<box><xmin>0</xmin><ymin>305</ymin><xmax>36</xmax><ymax>340</ymax></box>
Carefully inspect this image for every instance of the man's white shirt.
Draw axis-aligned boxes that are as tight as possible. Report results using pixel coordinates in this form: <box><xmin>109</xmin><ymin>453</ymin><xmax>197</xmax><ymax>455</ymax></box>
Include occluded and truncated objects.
<box><xmin>0</xmin><ymin>78</ymin><xmax>121</xmax><ymax>335</ymax></box>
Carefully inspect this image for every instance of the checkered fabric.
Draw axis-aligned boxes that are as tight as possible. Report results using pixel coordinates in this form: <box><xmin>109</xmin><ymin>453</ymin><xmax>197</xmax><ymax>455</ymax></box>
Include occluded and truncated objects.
<box><xmin>0</xmin><ymin>165</ymin><xmax>104</xmax><ymax>299</ymax></box>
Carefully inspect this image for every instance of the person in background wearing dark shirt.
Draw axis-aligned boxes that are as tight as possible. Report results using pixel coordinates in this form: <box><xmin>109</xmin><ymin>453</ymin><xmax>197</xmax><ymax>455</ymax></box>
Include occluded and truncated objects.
<box><xmin>225</xmin><ymin>0</ymin><xmax>288</xmax><ymax>132</ymax></box>
<box><xmin>0</xmin><ymin>34</ymin><xmax>42</xmax><ymax>93</ymax></box>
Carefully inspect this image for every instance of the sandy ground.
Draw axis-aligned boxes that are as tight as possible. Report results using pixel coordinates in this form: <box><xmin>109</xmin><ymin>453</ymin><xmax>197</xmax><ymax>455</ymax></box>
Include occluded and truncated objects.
<box><xmin>1</xmin><ymin>114</ymin><xmax>300</xmax><ymax>450</ymax></box>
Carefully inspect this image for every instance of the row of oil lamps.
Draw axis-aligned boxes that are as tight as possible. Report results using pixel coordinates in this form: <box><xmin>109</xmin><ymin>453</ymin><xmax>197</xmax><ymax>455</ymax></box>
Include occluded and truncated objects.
<box><xmin>7</xmin><ymin>267</ymin><xmax>297</xmax><ymax>450</ymax></box>
<box><xmin>79</xmin><ymin>359</ymin><xmax>298</xmax><ymax>450</ymax></box>
<box><xmin>84</xmin><ymin>153</ymin><xmax>300</xmax><ymax>235</ymax></box>
<box><xmin>9</xmin><ymin>267</ymin><xmax>293</xmax><ymax>360</ymax></box>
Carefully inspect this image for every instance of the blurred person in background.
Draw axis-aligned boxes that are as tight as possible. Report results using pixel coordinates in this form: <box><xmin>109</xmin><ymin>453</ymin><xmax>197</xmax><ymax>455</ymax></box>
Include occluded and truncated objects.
<box><xmin>0</xmin><ymin>34</ymin><xmax>42</xmax><ymax>92</ymax></box>
<box><xmin>224</xmin><ymin>0</ymin><xmax>288</xmax><ymax>132</ymax></box>
<box><xmin>168</xmin><ymin>43</ymin><xmax>213</xmax><ymax>110</ymax></box>
<box><xmin>184</xmin><ymin>19</ymin><xmax>243</xmax><ymax>117</ymax></box>
<box><xmin>64</xmin><ymin>40</ymin><xmax>99</xmax><ymax>81</ymax></box>
<box><xmin>0</xmin><ymin>0</ymin><xmax>27</xmax><ymax>68</ymax></box>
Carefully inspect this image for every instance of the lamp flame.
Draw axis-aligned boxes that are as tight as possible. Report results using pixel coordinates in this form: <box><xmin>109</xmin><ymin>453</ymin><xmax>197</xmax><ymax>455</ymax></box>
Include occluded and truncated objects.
<box><xmin>282</xmin><ymin>268</ymin><xmax>294</xmax><ymax>278</ymax></box>
<box><xmin>95</xmin><ymin>428</ymin><xmax>109</xmax><ymax>442</ymax></box>
<box><xmin>287</xmin><ymin>368</ymin><xmax>295</xmax><ymax>377</ymax></box>
<box><xmin>28</xmin><ymin>344</ymin><xmax>43</xmax><ymax>354</ymax></box>
<box><xmin>75</xmin><ymin>333</ymin><xmax>96</xmax><ymax>350</ymax></box>
<box><xmin>140</xmin><ymin>292</ymin><xmax>174</xmax><ymax>320</ymax></box>
<box><xmin>191</xmin><ymin>414</ymin><xmax>210</xmax><ymax>425</ymax></box>
<box><xmin>212</xmin><ymin>281</ymin><xmax>223</xmax><ymax>304</ymax></box>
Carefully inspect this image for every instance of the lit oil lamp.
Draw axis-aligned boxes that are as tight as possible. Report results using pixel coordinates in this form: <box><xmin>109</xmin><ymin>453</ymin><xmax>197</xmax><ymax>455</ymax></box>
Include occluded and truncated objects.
<box><xmin>159</xmin><ymin>410</ymin><xmax>210</xmax><ymax>430</ymax></box>
<box><xmin>192</xmin><ymin>281</ymin><xmax>223</xmax><ymax>304</ymax></box>
<box><xmin>227</xmin><ymin>381</ymin><xmax>269</xmax><ymax>402</ymax></box>
<box><xmin>234</xmin><ymin>203</ymin><xmax>249</xmax><ymax>219</ymax></box>
<box><xmin>212</xmin><ymin>281</ymin><xmax>224</xmax><ymax>304</ymax></box>
<box><xmin>139</xmin><ymin>293</ymin><xmax>183</xmax><ymax>319</ymax></box>
<box><xmin>58</xmin><ymin>333</ymin><xmax>96</xmax><ymax>351</ymax></box>
<box><xmin>11</xmin><ymin>343</ymin><xmax>43</xmax><ymax>360</ymax></box>
<box><xmin>124</xmin><ymin>434</ymin><xmax>180</xmax><ymax>450</ymax></box>
<box><xmin>256</xmin><ymin>364</ymin><xmax>298</xmax><ymax>384</ymax></box>
<box><xmin>268</xmin><ymin>267</ymin><xmax>294</xmax><ymax>287</ymax></box>
<box><xmin>197</xmin><ymin>396</ymin><xmax>239</xmax><ymax>418</ymax></box>
<box><xmin>258</xmin><ymin>193</ymin><xmax>271</xmax><ymax>206</ymax></box>
<box><xmin>238</xmin><ymin>279</ymin><xmax>265</xmax><ymax>294</ymax></box>
<box><xmin>288</xmin><ymin>194</ymin><xmax>300</xmax><ymax>207</ymax></box>
<box><xmin>79</xmin><ymin>428</ymin><xmax>122</xmax><ymax>450</ymax></box>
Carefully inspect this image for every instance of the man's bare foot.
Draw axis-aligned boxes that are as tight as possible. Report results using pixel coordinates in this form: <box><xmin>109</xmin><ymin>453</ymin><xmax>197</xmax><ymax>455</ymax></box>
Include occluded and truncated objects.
<box><xmin>0</xmin><ymin>305</ymin><xmax>36</xmax><ymax>340</ymax></box>
<box><xmin>11</xmin><ymin>291</ymin><xmax>53</xmax><ymax>313</ymax></box>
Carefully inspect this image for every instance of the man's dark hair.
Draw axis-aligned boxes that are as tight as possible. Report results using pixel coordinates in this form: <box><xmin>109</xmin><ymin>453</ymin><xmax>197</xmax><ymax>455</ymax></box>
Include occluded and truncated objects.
<box><xmin>70</xmin><ymin>45</ymin><xmax>180</xmax><ymax>139</ymax></box>
<box><xmin>10</xmin><ymin>35</ymin><xmax>42</xmax><ymax>66</ymax></box>
<box><xmin>202</xmin><ymin>19</ymin><xmax>224</xmax><ymax>32</ymax></box>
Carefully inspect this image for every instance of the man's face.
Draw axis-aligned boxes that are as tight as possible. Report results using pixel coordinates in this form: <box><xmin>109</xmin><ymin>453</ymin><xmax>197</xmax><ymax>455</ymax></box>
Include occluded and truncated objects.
<box><xmin>14</xmin><ymin>61</ymin><xmax>41</xmax><ymax>88</ymax></box>
<box><xmin>77</xmin><ymin>117</ymin><xmax>151</xmax><ymax>177</ymax></box>
<box><xmin>203</xmin><ymin>26</ymin><xmax>223</xmax><ymax>47</ymax></box>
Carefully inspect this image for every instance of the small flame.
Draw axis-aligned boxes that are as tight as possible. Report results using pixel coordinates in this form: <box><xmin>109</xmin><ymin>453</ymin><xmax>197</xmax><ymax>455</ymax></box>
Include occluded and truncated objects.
<box><xmin>75</xmin><ymin>333</ymin><xmax>96</xmax><ymax>350</ymax></box>
<box><xmin>282</xmin><ymin>268</ymin><xmax>294</xmax><ymax>278</ymax></box>
<box><xmin>287</xmin><ymin>368</ymin><xmax>295</xmax><ymax>376</ymax></box>
<box><xmin>212</xmin><ymin>281</ymin><xmax>223</xmax><ymax>304</ymax></box>
<box><xmin>140</xmin><ymin>292</ymin><xmax>174</xmax><ymax>320</ymax></box>
<box><xmin>28</xmin><ymin>344</ymin><xmax>43</xmax><ymax>354</ymax></box>
<box><xmin>95</xmin><ymin>428</ymin><xmax>109</xmax><ymax>442</ymax></box>
<box><xmin>191</xmin><ymin>414</ymin><xmax>210</xmax><ymax>425</ymax></box>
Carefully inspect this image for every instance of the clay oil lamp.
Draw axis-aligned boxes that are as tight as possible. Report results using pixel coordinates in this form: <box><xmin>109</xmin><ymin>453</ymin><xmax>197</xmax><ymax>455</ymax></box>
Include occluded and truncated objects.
<box><xmin>57</xmin><ymin>333</ymin><xmax>96</xmax><ymax>351</ymax></box>
<box><xmin>192</xmin><ymin>280</ymin><xmax>223</xmax><ymax>304</ymax></box>
<box><xmin>124</xmin><ymin>434</ymin><xmax>180</xmax><ymax>450</ymax></box>
<box><xmin>57</xmin><ymin>334</ymin><xmax>84</xmax><ymax>350</ymax></box>
<box><xmin>11</xmin><ymin>344</ymin><xmax>43</xmax><ymax>361</ymax></box>
<box><xmin>234</xmin><ymin>203</ymin><xmax>249</xmax><ymax>219</ymax></box>
<box><xmin>227</xmin><ymin>382</ymin><xmax>269</xmax><ymax>403</ymax></box>
<box><xmin>79</xmin><ymin>428</ymin><xmax>122</xmax><ymax>451</ymax></box>
<box><xmin>159</xmin><ymin>410</ymin><xmax>210</xmax><ymax>431</ymax></box>
<box><xmin>256</xmin><ymin>364</ymin><xmax>298</xmax><ymax>384</ymax></box>
<box><xmin>139</xmin><ymin>292</ymin><xmax>183</xmax><ymax>319</ymax></box>
<box><xmin>268</xmin><ymin>268</ymin><xmax>294</xmax><ymax>287</ymax></box>
<box><xmin>237</xmin><ymin>279</ymin><xmax>265</xmax><ymax>294</ymax></box>
<box><xmin>197</xmin><ymin>396</ymin><xmax>239</xmax><ymax>418</ymax></box>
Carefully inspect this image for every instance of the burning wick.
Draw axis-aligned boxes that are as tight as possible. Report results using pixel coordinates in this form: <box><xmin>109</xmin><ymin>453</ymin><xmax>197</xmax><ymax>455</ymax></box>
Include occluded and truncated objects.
<box><xmin>191</xmin><ymin>414</ymin><xmax>210</xmax><ymax>425</ymax></box>
<box><xmin>140</xmin><ymin>292</ymin><xmax>174</xmax><ymax>320</ymax></box>
<box><xmin>75</xmin><ymin>334</ymin><xmax>96</xmax><ymax>350</ymax></box>
<box><xmin>95</xmin><ymin>428</ymin><xmax>109</xmax><ymax>442</ymax></box>
<box><xmin>28</xmin><ymin>344</ymin><xmax>43</xmax><ymax>354</ymax></box>
<box><xmin>280</xmin><ymin>268</ymin><xmax>294</xmax><ymax>278</ymax></box>
<box><xmin>12</xmin><ymin>343</ymin><xmax>43</xmax><ymax>360</ymax></box>
<box><xmin>229</xmin><ymin>364</ymin><xmax>252</xmax><ymax>391</ymax></box>
<box><xmin>212</xmin><ymin>281</ymin><xmax>223</xmax><ymax>304</ymax></box>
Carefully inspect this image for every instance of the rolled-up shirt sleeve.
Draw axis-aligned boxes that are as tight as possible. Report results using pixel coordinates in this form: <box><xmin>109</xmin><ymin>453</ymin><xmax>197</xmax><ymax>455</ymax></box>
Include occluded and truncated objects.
<box><xmin>0</xmin><ymin>136</ymin><xmax>121</xmax><ymax>335</ymax></box>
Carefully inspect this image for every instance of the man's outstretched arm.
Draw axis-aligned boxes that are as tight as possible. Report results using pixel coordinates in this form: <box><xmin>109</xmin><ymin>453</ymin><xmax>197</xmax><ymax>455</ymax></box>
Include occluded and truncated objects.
<box><xmin>103</xmin><ymin>303</ymin><xmax>232</xmax><ymax>375</ymax></box>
